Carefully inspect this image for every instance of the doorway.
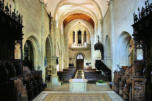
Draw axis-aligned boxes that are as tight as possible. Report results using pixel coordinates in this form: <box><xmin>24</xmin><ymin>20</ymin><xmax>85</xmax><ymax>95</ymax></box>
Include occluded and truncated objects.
<box><xmin>76</xmin><ymin>53</ymin><xmax>84</xmax><ymax>70</ymax></box>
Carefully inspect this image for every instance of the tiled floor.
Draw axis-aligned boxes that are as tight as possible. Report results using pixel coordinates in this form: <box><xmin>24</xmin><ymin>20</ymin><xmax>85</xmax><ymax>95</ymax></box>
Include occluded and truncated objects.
<box><xmin>45</xmin><ymin>82</ymin><xmax>111</xmax><ymax>91</ymax></box>
<box><xmin>34</xmin><ymin>83</ymin><xmax>124</xmax><ymax>101</ymax></box>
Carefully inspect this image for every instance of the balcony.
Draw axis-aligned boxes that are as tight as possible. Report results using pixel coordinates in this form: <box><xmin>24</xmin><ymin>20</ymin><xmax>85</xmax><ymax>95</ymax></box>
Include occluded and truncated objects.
<box><xmin>70</xmin><ymin>42</ymin><xmax>91</xmax><ymax>50</ymax></box>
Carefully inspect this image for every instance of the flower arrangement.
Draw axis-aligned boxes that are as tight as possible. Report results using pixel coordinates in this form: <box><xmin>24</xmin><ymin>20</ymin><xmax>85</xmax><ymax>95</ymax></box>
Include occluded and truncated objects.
<box><xmin>97</xmin><ymin>80</ymin><xmax>105</xmax><ymax>83</ymax></box>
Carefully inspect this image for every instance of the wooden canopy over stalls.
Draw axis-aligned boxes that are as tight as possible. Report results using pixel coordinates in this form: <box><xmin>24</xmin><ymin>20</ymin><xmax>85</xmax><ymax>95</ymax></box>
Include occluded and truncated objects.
<box><xmin>0</xmin><ymin>0</ymin><xmax>24</xmax><ymax>100</ymax></box>
<box><xmin>0</xmin><ymin>0</ymin><xmax>23</xmax><ymax>60</ymax></box>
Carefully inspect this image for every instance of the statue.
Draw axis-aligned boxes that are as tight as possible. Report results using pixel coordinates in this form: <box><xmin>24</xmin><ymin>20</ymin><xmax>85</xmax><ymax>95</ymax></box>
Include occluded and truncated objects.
<box><xmin>14</xmin><ymin>41</ymin><xmax>21</xmax><ymax>59</ymax></box>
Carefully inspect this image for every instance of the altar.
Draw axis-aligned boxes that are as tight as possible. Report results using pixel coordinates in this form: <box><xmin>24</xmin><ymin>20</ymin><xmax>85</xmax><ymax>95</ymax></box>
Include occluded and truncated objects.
<box><xmin>69</xmin><ymin>79</ymin><xmax>88</xmax><ymax>92</ymax></box>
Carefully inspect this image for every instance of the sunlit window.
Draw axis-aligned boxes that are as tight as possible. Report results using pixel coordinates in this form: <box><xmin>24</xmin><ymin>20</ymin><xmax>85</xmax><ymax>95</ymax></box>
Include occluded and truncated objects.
<box><xmin>77</xmin><ymin>54</ymin><xmax>84</xmax><ymax>59</ymax></box>
<box><xmin>78</xmin><ymin>30</ymin><xmax>81</xmax><ymax>44</ymax></box>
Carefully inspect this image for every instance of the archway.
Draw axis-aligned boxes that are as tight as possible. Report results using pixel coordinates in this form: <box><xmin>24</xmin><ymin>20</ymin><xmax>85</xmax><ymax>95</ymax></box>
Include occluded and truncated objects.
<box><xmin>45</xmin><ymin>37</ymin><xmax>52</xmax><ymax>66</ymax></box>
<box><xmin>117</xmin><ymin>32</ymin><xmax>132</xmax><ymax>68</ymax></box>
<box><xmin>76</xmin><ymin>53</ymin><xmax>84</xmax><ymax>70</ymax></box>
<box><xmin>24</xmin><ymin>40</ymin><xmax>34</xmax><ymax>70</ymax></box>
<box><xmin>45</xmin><ymin>37</ymin><xmax>52</xmax><ymax>81</ymax></box>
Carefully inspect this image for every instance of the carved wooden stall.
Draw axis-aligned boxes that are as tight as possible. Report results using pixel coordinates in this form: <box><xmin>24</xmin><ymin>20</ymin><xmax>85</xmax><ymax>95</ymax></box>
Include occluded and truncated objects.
<box><xmin>0</xmin><ymin>0</ymin><xmax>24</xmax><ymax>101</ymax></box>
<box><xmin>0</xmin><ymin>1</ymin><xmax>45</xmax><ymax>101</ymax></box>
<box><xmin>113</xmin><ymin>65</ymin><xmax>146</xmax><ymax>101</ymax></box>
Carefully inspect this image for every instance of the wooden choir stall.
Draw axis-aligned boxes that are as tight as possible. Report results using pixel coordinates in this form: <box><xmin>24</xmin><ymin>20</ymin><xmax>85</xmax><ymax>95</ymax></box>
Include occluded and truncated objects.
<box><xmin>0</xmin><ymin>0</ymin><xmax>45</xmax><ymax>101</ymax></box>
<box><xmin>113</xmin><ymin>0</ymin><xmax>152</xmax><ymax>101</ymax></box>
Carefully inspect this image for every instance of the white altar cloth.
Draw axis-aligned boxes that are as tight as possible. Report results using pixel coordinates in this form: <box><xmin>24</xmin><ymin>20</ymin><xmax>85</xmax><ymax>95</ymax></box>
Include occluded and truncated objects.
<box><xmin>69</xmin><ymin>79</ymin><xmax>88</xmax><ymax>92</ymax></box>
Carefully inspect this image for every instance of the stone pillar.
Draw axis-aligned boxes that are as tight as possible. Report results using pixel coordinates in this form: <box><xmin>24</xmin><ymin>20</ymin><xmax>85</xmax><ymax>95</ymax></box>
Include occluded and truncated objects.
<box><xmin>50</xmin><ymin>57</ymin><xmax>61</xmax><ymax>87</ymax></box>
<box><xmin>91</xmin><ymin>35</ymin><xmax>95</xmax><ymax>69</ymax></box>
<box><xmin>97</xmin><ymin>19</ymin><xmax>102</xmax><ymax>40</ymax></box>
<box><xmin>109</xmin><ymin>0</ymin><xmax>115</xmax><ymax>81</ymax></box>
<box><xmin>76</xmin><ymin>30</ymin><xmax>78</xmax><ymax>44</ymax></box>
<box><xmin>50</xmin><ymin>18</ymin><xmax>62</xmax><ymax>86</ymax></box>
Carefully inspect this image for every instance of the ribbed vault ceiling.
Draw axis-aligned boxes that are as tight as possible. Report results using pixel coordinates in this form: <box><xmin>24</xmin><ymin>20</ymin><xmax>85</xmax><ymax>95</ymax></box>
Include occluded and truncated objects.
<box><xmin>44</xmin><ymin>0</ymin><xmax>109</xmax><ymax>31</ymax></box>
<box><xmin>44</xmin><ymin>0</ymin><xmax>109</xmax><ymax>17</ymax></box>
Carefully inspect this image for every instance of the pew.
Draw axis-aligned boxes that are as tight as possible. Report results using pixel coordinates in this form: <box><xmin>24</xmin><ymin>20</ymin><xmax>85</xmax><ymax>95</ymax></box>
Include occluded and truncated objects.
<box><xmin>57</xmin><ymin>68</ymin><xmax>76</xmax><ymax>82</ymax></box>
<box><xmin>84</xmin><ymin>71</ymin><xmax>103</xmax><ymax>83</ymax></box>
<box><xmin>0</xmin><ymin>60</ymin><xmax>27</xmax><ymax>101</ymax></box>
<box><xmin>113</xmin><ymin>65</ymin><xmax>146</xmax><ymax>101</ymax></box>
<box><xmin>23</xmin><ymin>70</ymin><xmax>45</xmax><ymax>101</ymax></box>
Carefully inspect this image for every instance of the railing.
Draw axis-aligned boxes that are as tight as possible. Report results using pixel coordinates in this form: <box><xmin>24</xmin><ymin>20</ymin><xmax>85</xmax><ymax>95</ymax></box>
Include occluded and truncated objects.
<box><xmin>95</xmin><ymin>60</ymin><xmax>111</xmax><ymax>81</ymax></box>
<box><xmin>71</xmin><ymin>43</ymin><xmax>91</xmax><ymax>49</ymax></box>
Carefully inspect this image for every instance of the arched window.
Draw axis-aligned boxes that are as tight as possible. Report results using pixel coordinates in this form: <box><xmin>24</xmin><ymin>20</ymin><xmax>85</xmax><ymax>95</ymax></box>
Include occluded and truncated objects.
<box><xmin>84</xmin><ymin>31</ymin><xmax>87</xmax><ymax>42</ymax></box>
<box><xmin>78</xmin><ymin>30</ymin><xmax>81</xmax><ymax>44</ymax></box>
<box><xmin>73</xmin><ymin>31</ymin><xmax>75</xmax><ymax>43</ymax></box>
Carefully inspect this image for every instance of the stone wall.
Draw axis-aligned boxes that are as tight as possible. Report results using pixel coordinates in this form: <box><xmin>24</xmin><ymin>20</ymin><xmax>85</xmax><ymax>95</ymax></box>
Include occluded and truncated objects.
<box><xmin>102</xmin><ymin>0</ymin><xmax>152</xmax><ymax>79</ymax></box>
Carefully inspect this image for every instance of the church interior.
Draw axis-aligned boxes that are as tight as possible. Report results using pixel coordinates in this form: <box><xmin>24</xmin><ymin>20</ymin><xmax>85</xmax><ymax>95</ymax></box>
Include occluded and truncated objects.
<box><xmin>0</xmin><ymin>0</ymin><xmax>152</xmax><ymax>101</ymax></box>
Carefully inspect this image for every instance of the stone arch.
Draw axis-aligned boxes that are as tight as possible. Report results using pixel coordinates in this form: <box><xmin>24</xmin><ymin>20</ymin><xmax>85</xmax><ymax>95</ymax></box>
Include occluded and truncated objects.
<box><xmin>65</xmin><ymin>19</ymin><xmax>94</xmax><ymax>37</ymax></box>
<box><xmin>45</xmin><ymin>36</ymin><xmax>52</xmax><ymax>66</ymax></box>
<box><xmin>116</xmin><ymin>32</ymin><xmax>132</xmax><ymax>68</ymax></box>
<box><xmin>54</xmin><ymin>0</ymin><xmax>102</xmax><ymax>20</ymax></box>
<box><xmin>59</xmin><ymin>10</ymin><xmax>97</xmax><ymax>35</ymax></box>
<box><xmin>61</xmin><ymin>10</ymin><xmax>96</xmax><ymax>27</ymax></box>
<box><xmin>23</xmin><ymin>36</ymin><xmax>40</xmax><ymax>70</ymax></box>
<box><xmin>75</xmin><ymin>52</ymin><xmax>85</xmax><ymax>59</ymax></box>
<box><xmin>54</xmin><ymin>0</ymin><xmax>103</xmax><ymax>36</ymax></box>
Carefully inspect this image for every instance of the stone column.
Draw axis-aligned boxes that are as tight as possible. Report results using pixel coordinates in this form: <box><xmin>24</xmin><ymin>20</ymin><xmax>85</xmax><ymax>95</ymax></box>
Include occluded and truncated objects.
<box><xmin>50</xmin><ymin>57</ymin><xmax>61</xmax><ymax>87</ymax></box>
<box><xmin>109</xmin><ymin>0</ymin><xmax>115</xmax><ymax>81</ymax></box>
<box><xmin>76</xmin><ymin>30</ymin><xmax>78</xmax><ymax>44</ymax></box>
<box><xmin>91</xmin><ymin>34</ymin><xmax>95</xmax><ymax>69</ymax></box>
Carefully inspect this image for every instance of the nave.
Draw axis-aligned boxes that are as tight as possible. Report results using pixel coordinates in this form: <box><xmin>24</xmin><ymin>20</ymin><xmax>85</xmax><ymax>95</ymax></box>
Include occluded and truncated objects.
<box><xmin>34</xmin><ymin>83</ymin><xmax>123</xmax><ymax>101</ymax></box>
<box><xmin>34</xmin><ymin>68</ymin><xmax>122</xmax><ymax>101</ymax></box>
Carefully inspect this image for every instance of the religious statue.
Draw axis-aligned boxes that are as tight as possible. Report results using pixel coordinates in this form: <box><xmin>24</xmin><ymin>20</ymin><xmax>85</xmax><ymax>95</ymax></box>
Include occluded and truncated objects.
<box><xmin>14</xmin><ymin>41</ymin><xmax>21</xmax><ymax>59</ymax></box>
